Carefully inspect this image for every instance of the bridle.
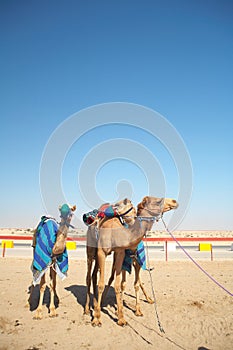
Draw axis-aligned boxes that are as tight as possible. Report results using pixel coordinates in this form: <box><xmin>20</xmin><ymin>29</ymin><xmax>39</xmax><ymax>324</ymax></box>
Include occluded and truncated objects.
<box><xmin>118</xmin><ymin>206</ymin><xmax>134</xmax><ymax>217</ymax></box>
<box><xmin>59</xmin><ymin>212</ymin><xmax>75</xmax><ymax>229</ymax></box>
<box><xmin>138</xmin><ymin>199</ymin><xmax>165</xmax><ymax>222</ymax></box>
<box><xmin>116</xmin><ymin>206</ymin><xmax>135</xmax><ymax>226</ymax></box>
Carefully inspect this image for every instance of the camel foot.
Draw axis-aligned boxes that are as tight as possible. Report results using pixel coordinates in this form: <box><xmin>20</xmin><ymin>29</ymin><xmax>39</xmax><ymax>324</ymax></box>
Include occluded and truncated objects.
<box><xmin>24</xmin><ymin>301</ymin><xmax>30</xmax><ymax>309</ymax></box>
<box><xmin>49</xmin><ymin>308</ymin><xmax>57</xmax><ymax>318</ymax></box>
<box><xmin>146</xmin><ymin>297</ymin><xmax>154</xmax><ymax>304</ymax></box>
<box><xmin>33</xmin><ymin>310</ymin><xmax>43</xmax><ymax>320</ymax></box>
<box><xmin>117</xmin><ymin>318</ymin><xmax>127</xmax><ymax>327</ymax></box>
<box><xmin>91</xmin><ymin>318</ymin><xmax>102</xmax><ymax>327</ymax></box>
<box><xmin>135</xmin><ymin>309</ymin><xmax>143</xmax><ymax>317</ymax></box>
<box><xmin>84</xmin><ymin>307</ymin><xmax>90</xmax><ymax>315</ymax></box>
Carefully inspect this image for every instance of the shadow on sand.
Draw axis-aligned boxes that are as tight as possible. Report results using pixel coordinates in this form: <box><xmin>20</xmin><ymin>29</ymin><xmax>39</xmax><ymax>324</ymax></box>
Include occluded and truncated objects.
<box><xmin>65</xmin><ymin>284</ymin><xmax>116</xmax><ymax>308</ymax></box>
<box><xmin>27</xmin><ymin>284</ymin><xmax>59</xmax><ymax>312</ymax></box>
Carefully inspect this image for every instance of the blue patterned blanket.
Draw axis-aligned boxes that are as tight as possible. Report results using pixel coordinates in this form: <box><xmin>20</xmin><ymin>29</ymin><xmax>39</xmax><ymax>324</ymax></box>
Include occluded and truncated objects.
<box><xmin>122</xmin><ymin>241</ymin><xmax>146</xmax><ymax>273</ymax></box>
<box><xmin>31</xmin><ymin>217</ymin><xmax>68</xmax><ymax>285</ymax></box>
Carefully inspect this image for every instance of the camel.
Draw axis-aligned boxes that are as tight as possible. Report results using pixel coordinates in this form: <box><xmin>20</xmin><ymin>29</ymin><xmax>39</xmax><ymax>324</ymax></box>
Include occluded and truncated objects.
<box><xmin>84</xmin><ymin>198</ymin><xmax>136</xmax><ymax>315</ymax></box>
<box><xmin>91</xmin><ymin>196</ymin><xmax>178</xmax><ymax>327</ymax></box>
<box><xmin>105</xmin><ymin>198</ymin><xmax>178</xmax><ymax>317</ymax></box>
<box><xmin>27</xmin><ymin>204</ymin><xmax>76</xmax><ymax>319</ymax></box>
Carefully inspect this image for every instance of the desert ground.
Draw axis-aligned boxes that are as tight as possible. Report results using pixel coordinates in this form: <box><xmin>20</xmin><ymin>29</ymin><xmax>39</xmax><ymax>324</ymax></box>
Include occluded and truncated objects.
<box><xmin>0</xmin><ymin>256</ymin><xmax>232</xmax><ymax>350</ymax></box>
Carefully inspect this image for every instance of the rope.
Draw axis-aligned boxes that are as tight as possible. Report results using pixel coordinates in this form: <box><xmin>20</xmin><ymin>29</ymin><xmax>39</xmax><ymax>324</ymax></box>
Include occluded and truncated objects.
<box><xmin>144</xmin><ymin>233</ymin><xmax>165</xmax><ymax>333</ymax></box>
<box><xmin>161</xmin><ymin>217</ymin><xmax>233</xmax><ymax>297</ymax></box>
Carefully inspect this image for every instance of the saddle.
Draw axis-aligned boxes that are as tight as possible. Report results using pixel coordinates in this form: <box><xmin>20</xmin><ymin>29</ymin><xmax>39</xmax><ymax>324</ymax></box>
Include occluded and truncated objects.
<box><xmin>83</xmin><ymin>204</ymin><xmax>118</xmax><ymax>226</ymax></box>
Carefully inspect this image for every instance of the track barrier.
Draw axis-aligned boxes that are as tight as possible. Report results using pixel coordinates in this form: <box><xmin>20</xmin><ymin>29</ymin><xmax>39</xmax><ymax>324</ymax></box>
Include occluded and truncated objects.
<box><xmin>0</xmin><ymin>236</ymin><xmax>232</xmax><ymax>262</ymax></box>
<box><xmin>1</xmin><ymin>240</ymin><xmax>14</xmax><ymax>258</ymax></box>
<box><xmin>199</xmin><ymin>243</ymin><xmax>212</xmax><ymax>251</ymax></box>
<box><xmin>66</xmin><ymin>241</ymin><xmax>77</xmax><ymax>250</ymax></box>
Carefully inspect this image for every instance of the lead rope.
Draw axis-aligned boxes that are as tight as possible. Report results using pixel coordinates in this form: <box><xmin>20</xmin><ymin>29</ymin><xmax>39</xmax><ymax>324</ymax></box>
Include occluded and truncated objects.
<box><xmin>144</xmin><ymin>232</ymin><xmax>165</xmax><ymax>333</ymax></box>
<box><xmin>161</xmin><ymin>217</ymin><xmax>233</xmax><ymax>297</ymax></box>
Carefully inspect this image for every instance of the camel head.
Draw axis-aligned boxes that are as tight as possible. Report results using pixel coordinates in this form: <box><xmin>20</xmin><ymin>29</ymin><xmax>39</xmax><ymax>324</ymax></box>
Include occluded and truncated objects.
<box><xmin>52</xmin><ymin>204</ymin><xmax>76</xmax><ymax>256</ymax></box>
<box><xmin>113</xmin><ymin>198</ymin><xmax>136</xmax><ymax>226</ymax></box>
<box><xmin>137</xmin><ymin>196</ymin><xmax>178</xmax><ymax>217</ymax></box>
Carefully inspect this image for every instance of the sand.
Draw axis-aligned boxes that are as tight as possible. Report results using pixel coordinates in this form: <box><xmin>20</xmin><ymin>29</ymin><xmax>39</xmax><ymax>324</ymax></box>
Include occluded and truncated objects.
<box><xmin>0</xmin><ymin>257</ymin><xmax>232</xmax><ymax>350</ymax></box>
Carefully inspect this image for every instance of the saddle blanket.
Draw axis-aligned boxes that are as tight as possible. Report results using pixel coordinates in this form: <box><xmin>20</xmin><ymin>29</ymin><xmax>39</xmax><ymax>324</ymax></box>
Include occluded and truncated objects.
<box><xmin>31</xmin><ymin>217</ymin><xmax>68</xmax><ymax>285</ymax></box>
<box><xmin>122</xmin><ymin>241</ymin><xmax>146</xmax><ymax>273</ymax></box>
<box><xmin>83</xmin><ymin>204</ymin><xmax>118</xmax><ymax>226</ymax></box>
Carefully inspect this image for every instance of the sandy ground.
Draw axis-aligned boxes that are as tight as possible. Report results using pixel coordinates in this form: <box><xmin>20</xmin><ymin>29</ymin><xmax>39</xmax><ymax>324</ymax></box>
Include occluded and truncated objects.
<box><xmin>0</xmin><ymin>257</ymin><xmax>232</xmax><ymax>350</ymax></box>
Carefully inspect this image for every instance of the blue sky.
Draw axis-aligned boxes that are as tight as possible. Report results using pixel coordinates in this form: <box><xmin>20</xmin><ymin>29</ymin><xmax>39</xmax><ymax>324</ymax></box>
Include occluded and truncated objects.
<box><xmin>0</xmin><ymin>0</ymin><xmax>232</xmax><ymax>230</ymax></box>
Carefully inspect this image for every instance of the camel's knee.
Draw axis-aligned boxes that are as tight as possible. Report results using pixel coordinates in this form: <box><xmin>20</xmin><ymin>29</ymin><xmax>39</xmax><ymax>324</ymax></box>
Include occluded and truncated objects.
<box><xmin>39</xmin><ymin>283</ymin><xmax>46</xmax><ymax>293</ymax></box>
<box><xmin>98</xmin><ymin>283</ymin><xmax>105</xmax><ymax>293</ymax></box>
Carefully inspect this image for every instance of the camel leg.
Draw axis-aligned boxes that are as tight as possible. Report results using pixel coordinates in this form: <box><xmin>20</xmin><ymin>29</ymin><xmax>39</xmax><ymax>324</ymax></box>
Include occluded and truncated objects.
<box><xmin>34</xmin><ymin>274</ymin><xmax>46</xmax><ymax>319</ymax></box>
<box><xmin>102</xmin><ymin>253</ymin><xmax>116</xmax><ymax>302</ymax></box>
<box><xmin>84</xmin><ymin>257</ymin><xmax>93</xmax><ymax>315</ymax></box>
<box><xmin>121</xmin><ymin>269</ymin><xmax>127</xmax><ymax>304</ymax></box>
<box><xmin>133</xmin><ymin>261</ymin><xmax>154</xmax><ymax>304</ymax></box>
<box><xmin>139</xmin><ymin>277</ymin><xmax>154</xmax><ymax>304</ymax></box>
<box><xmin>92</xmin><ymin>258</ymin><xmax>99</xmax><ymax>300</ymax></box>
<box><xmin>115</xmin><ymin>251</ymin><xmax>127</xmax><ymax>326</ymax></box>
<box><xmin>92</xmin><ymin>249</ymin><xmax>105</xmax><ymax>327</ymax></box>
<box><xmin>133</xmin><ymin>261</ymin><xmax>143</xmax><ymax>316</ymax></box>
<box><xmin>25</xmin><ymin>282</ymin><xmax>34</xmax><ymax>308</ymax></box>
<box><xmin>49</xmin><ymin>266</ymin><xmax>57</xmax><ymax>317</ymax></box>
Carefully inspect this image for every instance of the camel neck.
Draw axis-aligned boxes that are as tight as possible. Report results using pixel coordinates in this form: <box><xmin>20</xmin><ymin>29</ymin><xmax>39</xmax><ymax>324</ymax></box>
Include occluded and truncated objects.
<box><xmin>57</xmin><ymin>217</ymin><xmax>73</xmax><ymax>236</ymax></box>
<box><xmin>134</xmin><ymin>216</ymin><xmax>154</xmax><ymax>234</ymax></box>
<box><xmin>124</xmin><ymin>216</ymin><xmax>154</xmax><ymax>248</ymax></box>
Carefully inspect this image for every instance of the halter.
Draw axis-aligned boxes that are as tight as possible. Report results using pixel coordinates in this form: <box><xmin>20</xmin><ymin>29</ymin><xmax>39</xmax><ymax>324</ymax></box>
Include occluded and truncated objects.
<box><xmin>140</xmin><ymin>197</ymin><xmax>165</xmax><ymax>221</ymax></box>
<box><xmin>118</xmin><ymin>206</ymin><xmax>134</xmax><ymax>217</ymax></box>
<box><xmin>137</xmin><ymin>201</ymin><xmax>165</xmax><ymax>228</ymax></box>
<box><xmin>137</xmin><ymin>216</ymin><xmax>157</xmax><ymax>223</ymax></box>
<box><xmin>116</xmin><ymin>206</ymin><xmax>134</xmax><ymax>226</ymax></box>
<box><xmin>59</xmin><ymin>212</ymin><xmax>75</xmax><ymax>229</ymax></box>
<box><xmin>137</xmin><ymin>216</ymin><xmax>157</xmax><ymax>229</ymax></box>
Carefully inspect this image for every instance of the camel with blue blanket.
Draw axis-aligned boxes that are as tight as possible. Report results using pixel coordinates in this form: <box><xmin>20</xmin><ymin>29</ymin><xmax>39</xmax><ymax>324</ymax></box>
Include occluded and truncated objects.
<box><xmin>91</xmin><ymin>196</ymin><xmax>178</xmax><ymax>327</ymax></box>
<box><xmin>27</xmin><ymin>204</ymin><xmax>76</xmax><ymax>319</ymax></box>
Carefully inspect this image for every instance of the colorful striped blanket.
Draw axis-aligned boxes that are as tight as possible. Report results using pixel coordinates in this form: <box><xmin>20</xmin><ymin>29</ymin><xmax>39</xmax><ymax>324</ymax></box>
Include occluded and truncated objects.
<box><xmin>122</xmin><ymin>241</ymin><xmax>146</xmax><ymax>273</ymax></box>
<box><xmin>31</xmin><ymin>218</ymin><xmax>68</xmax><ymax>285</ymax></box>
<box><xmin>83</xmin><ymin>204</ymin><xmax>118</xmax><ymax>226</ymax></box>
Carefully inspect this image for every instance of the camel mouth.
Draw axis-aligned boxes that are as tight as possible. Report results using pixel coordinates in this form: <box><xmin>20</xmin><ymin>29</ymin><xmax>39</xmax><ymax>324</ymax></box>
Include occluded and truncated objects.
<box><xmin>165</xmin><ymin>199</ymin><xmax>179</xmax><ymax>212</ymax></box>
<box><xmin>171</xmin><ymin>200</ymin><xmax>179</xmax><ymax>209</ymax></box>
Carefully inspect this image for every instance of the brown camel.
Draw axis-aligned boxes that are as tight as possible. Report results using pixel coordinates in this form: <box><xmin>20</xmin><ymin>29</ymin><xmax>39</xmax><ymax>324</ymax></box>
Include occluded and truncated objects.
<box><xmin>92</xmin><ymin>196</ymin><xmax>178</xmax><ymax>326</ymax></box>
<box><xmin>105</xmin><ymin>198</ymin><xmax>178</xmax><ymax>317</ymax></box>
<box><xmin>84</xmin><ymin>198</ymin><xmax>136</xmax><ymax>315</ymax></box>
<box><xmin>27</xmin><ymin>204</ymin><xmax>76</xmax><ymax>319</ymax></box>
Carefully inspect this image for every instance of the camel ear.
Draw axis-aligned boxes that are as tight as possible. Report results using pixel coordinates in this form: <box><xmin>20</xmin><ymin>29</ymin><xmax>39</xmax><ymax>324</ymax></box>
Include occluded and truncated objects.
<box><xmin>123</xmin><ymin>198</ymin><xmax>128</xmax><ymax>205</ymax></box>
<box><xmin>71</xmin><ymin>205</ymin><xmax>76</xmax><ymax>212</ymax></box>
<box><xmin>142</xmin><ymin>196</ymin><xmax>149</xmax><ymax>207</ymax></box>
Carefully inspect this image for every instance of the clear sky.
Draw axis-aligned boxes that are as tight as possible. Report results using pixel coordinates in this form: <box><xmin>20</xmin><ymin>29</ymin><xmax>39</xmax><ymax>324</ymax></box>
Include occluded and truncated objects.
<box><xmin>0</xmin><ymin>0</ymin><xmax>232</xmax><ymax>230</ymax></box>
